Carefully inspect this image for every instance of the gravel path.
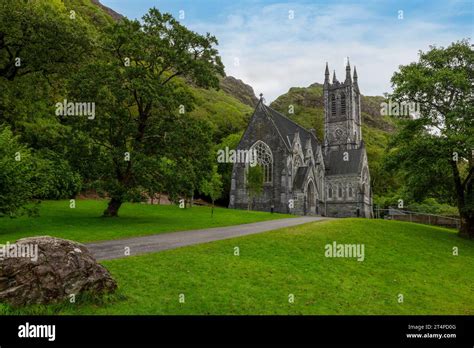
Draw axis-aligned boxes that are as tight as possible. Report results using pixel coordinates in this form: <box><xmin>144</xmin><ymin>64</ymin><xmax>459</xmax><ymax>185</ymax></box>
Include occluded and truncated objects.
<box><xmin>86</xmin><ymin>216</ymin><xmax>326</xmax><ymax>260</ymax></box>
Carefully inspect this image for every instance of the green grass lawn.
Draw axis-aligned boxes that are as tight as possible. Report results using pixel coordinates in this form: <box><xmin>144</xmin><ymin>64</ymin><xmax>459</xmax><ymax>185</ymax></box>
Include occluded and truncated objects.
<box><xmin>1</xmin><ymin>218</ymin><xmax>472</xmax><ymax>315</ymax></box>
<box><xmin>0</xmin><ymin>199</ymin><xmax>293</xmax><ymax>244</ymax></box>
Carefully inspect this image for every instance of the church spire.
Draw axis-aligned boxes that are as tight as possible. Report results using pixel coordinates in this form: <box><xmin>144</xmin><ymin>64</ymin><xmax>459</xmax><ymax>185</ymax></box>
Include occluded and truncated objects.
<box><xmin>353</xmin><ymin>66</ymin><xmax>358</xmax><ymax>82</ymax></box>
<box><xmin>324</xmin><ymin>62</ymin><xmax>330</xmax><ymax>85</ymax></box>
<box><xmin>345</xmin><ymin>57</ymin><xmax>351</xmax><ymax>83</ymax></box>
<box><xmin>332</xmin><ymin>70</ymin><xmax>338</xmax><ymax>84</ymax></box>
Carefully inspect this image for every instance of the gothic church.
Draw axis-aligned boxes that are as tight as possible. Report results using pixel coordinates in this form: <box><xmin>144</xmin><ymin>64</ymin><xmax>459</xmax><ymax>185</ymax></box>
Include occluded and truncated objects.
<box><xmin>229</xmin><ymin>61</ymin><xmax>373</xmax><ymax>217</ymax></box>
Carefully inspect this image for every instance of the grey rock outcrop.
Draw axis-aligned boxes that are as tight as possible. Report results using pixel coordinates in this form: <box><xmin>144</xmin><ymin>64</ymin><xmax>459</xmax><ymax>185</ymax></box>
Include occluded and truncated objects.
<box><xmin>0</xmin><ymin>236</ymin><xmax>117</xmax><ymax>307</ymax></box>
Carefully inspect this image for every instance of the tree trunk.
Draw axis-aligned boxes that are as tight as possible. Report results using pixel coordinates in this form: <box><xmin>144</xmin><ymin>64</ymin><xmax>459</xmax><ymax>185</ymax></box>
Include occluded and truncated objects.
<box><xmin>449</xmin><ymin>160</ymin><xmax>472</xmax><ymax>238</ymax></box>
<box><xmin>103</xmin><ymin>197</ymin><xmax>123</xmax><ymax>217</ymax></box>
<box><xmin>458</xmin><ymin>213</ymin><xmax>473</xmax><ymax>238</ymax></box>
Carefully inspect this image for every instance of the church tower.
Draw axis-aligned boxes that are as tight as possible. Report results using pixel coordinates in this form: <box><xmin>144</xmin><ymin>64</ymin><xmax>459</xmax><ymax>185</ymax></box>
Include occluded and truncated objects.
<box><xmin>323</xmin><ymin>60</ymin><xmax>362</xmax><ymax>151</ymax></box>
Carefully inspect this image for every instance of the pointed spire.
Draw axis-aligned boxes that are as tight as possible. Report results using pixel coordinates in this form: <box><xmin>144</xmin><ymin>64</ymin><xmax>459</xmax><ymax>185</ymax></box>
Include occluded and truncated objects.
<box><xmin>345</xmin><ymin>57</ymin><xmax>351</xmax><ymax>83</ymax></box>
<box><xmin>324</xmin><ymin>62</ymin><xmax>330</xmax><ymax>85</ymax></box>
<box><xmin>332</xmin><ymin>70</ymin><xmax>338</xmax><ymax>84</ymax></box>
<box><xmin>353</xmin><ymin>66</ymin><xmax>358</xmax><ymax>81</ymax></box>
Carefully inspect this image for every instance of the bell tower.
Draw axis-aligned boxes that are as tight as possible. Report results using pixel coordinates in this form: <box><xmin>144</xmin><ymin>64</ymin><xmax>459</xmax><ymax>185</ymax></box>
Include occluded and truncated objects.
<box><xmin>323</xmin><ymin>59</ymin><xmax>362</xmax><ymax>151</ymax></box>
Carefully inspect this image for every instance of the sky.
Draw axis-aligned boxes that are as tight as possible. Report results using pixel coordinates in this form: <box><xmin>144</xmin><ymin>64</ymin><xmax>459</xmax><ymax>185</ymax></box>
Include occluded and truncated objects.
<box><xmin>101</xmin><ymin>0</ymin><xmax>474</xmax><ymax>102</ymax></box>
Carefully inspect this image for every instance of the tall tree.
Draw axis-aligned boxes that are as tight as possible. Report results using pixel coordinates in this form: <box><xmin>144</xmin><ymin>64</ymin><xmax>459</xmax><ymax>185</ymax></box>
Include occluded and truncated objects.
<box><xmin>68</xmin><ymin>8</ymin><xmax>224</xmax><ymax>216</ymax></box>
<box><xmin>388</xmin><ymin>39</ymin><xmax>474</xmax><ymax>238</ymax></box>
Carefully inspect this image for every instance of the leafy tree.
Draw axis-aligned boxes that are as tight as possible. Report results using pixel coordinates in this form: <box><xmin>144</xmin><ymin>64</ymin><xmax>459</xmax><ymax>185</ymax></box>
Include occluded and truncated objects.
<box><xmin>0</xmin><ymin>0</ymin><xmax>95</xmax><ymax>207</ymax></box>
<box><xmin>0</xmin><ymin>126</ymin><xmax>37</xmax><ymax>216</ymax></box>
<box><xmin>200</xmin><ymin>165</ymin><xmax>223</xmax><ymax>217</ymax></box>
<box><xmin>31</xmin><ymin>150</ymin><xmax>82</xmax><ymax>200</ymax></box>
<box><xmin>246</xmin><ymin>165</ymin><xmax>263</xmax><ymax>210</ymax></box>
<box><xmin>0</xmin><ymin>126</ymin><xmax>81</xmax><ymax>216</ymax></box>
<box><xmin>68</xmin><ymin>8</ymin><xmax>224</xmax><ymax>216</ymax></box>
<box><xmin>0</xmin><ymin>0</ymin><xmax>91</xmax><ymax>82</ymax></box>
<box><xmin>387</xmin><ymin>39</ymin><xmax>474</xmax><ymax>237</ymax></box>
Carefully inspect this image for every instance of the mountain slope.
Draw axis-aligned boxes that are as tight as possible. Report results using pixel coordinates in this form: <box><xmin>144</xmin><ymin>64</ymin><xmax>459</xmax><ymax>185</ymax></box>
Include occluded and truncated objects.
<box><xmin>219</xmin><ymin>76</ymin><xmax>258</xmax><ymax>108</ymax></box>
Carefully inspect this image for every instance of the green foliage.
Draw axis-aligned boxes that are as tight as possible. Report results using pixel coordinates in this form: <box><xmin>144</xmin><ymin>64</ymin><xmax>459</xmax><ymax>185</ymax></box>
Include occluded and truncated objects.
<box><xmin>63</xmin><ymin>0</ymin><xmax>118</xmax><ymax>28</ymax></box>
<box><xmin>215</xmin><ymin>132</ymin><xmax>243</xmax><ymax>205</ymax></box>
<box><xmin>0</xmin><ymin>0</ymin><xmax>92</xmax><ymax>81</ymax></box>
<box><xmin>388</xmin><ymin>39</ymin><xmax>474</xmax><ymax>236</ymax></box>
<box><xmin>200</xmin><ymin>165</ymin><xmax>223</xmax><ymax>216</ymax></box>
<box><xmin>0</xmin><ymin>127</ymin><xmax>81</xmax><ymax>216</ymax></box>
<box><xmin>66</xmin><ymin>7</ymin><xmax>224</xmax><ymax>216</ymax></box>
<box><xmin>0</xmin><ymin>126</ymin><xmax>37</xmax><ymax>216</ymax></box>
<box><xmin>246</xmin><ymin>164</ymin><xmax>263</xmax><ymax>210</ymax></box>
<box><xmin>31</xmin><ymin>151</ymin><xmax>82</xmax><ymax>200</ymax></box>
<box><xmin>270</xmin><ymin>84</ymin><xmax>325</xmax><ymax>139</ymax></box>
<box><xmin>407</xmin><ymin>198</ymin><xmax>460</xmax><ymax>216</ymax></box>
<box><xmin>190</xmin><ymin>88</ymin><xmax>253</xmax><ymax>142</ymax></box>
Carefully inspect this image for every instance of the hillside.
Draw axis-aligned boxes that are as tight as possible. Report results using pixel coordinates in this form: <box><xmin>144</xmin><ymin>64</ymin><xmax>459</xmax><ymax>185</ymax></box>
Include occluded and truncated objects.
<box><xmin>63</xmin><ymin>0</ymin><xmax>119</xmax><ymax>27</ymax></box>
<box><xmin>219</xmin><ymin>76</ymin><xmax>258</xmax><ymax>108</ymax></box>
<box><xmin>188</xmin><ymin>79</ymin><xmax>255</xmax><ymax>142</ymax></box>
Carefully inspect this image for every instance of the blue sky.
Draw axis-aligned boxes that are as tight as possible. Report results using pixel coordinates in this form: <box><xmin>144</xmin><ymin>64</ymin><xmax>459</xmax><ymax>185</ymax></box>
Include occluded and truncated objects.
<box><xmin>101</xmin><ymin>0</ymin><xmax>473</xmax><ymax>101</ymax></box>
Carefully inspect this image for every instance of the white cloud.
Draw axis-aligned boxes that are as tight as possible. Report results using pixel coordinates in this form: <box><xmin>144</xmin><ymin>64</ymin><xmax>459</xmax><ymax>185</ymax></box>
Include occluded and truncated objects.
<box><xmin>187</xmin><ymin>2</ymin><xmax>470</xmax><ymax>101</ymax></box>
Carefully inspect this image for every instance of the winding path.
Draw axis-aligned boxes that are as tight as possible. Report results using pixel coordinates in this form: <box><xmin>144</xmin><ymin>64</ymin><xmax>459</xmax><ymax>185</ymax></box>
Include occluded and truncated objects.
<box><xmin>86</xmin><ymin>216</ymin><xmax>326</xmax><ymax>260</ymax></box>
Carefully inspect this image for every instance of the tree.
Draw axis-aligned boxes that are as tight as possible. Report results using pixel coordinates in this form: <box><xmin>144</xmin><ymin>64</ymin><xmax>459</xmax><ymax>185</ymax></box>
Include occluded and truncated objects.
<box><xmin>388</xmin><ymin>39</ymin><xmax>474</xmax><ymax>238</ymax></box>
<box><xmin>0</xmin><ymin>0</ymin><xmax>91</xmax><ymax>82</ymax></box>
<box><xmin>246</xmin><ymin>165</ymin><xmax>263</xmax><ymax>210</ymax></box>
<box><xmin>200</xmin><ymin>165</ymin><xmax>223</xmax><ymax>217</ymax></box>
<box><xmin>68</xmin><ymin>8</ymin><xmax>224</xmax><ymax>217</ymax></box>
<box><xmin>0</xmin><ymin>126</ymin><xmax>37</xmax><ymax>216</ymax></box>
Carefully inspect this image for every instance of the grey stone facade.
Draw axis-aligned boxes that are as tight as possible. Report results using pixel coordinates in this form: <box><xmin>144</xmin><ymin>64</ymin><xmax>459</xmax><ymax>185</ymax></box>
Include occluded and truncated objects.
<box><xmin>229</xmin><ymin>61</ymin><xmax>372</xmax><ymax>218</ymax></box>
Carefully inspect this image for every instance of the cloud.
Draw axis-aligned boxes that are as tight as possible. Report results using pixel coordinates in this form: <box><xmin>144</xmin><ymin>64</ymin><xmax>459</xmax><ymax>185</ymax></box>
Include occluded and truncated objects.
<box><xmin>186</xmin><ymin>2</ymin><xmax>471</xmax><ymax>101</ymax></box>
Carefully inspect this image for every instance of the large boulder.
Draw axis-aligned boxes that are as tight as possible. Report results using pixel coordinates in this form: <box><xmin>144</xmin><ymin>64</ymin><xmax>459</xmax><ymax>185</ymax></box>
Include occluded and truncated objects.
<box><xmin>0</xmin><ymin>236</ymin><xmax>117</xmax><ymax>307</ymax></box>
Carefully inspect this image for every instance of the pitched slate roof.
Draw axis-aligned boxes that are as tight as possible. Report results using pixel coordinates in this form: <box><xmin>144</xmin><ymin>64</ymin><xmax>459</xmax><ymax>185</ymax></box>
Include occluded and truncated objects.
<box><xmin>259</xmin><ymin>102</ymin><xmax>320</xmax><ymax>151</ymax></box>
<box><xmin>324</xmin><ymin>146</ymin><xmax>365</xmax><ymax>176</ymax></box>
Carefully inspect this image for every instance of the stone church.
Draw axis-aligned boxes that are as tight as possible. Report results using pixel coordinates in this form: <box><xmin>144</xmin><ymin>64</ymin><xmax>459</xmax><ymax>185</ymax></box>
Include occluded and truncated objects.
<box><xmin>229</xmin><ymin>61</ymin><xmax>373</xmax><ymax>218</ymax></box>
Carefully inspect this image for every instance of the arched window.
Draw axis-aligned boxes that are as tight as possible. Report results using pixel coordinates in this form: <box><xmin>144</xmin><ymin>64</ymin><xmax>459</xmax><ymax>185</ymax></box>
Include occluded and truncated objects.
<box><xmin>348</xmin><ymin>185</ymin><xmax>353</xmax><ymax>198</ymax></box>
<box><xmin>328</xmin><ymin>185</ymin><xmax>333</xmax><ymax>199</ymax></box>
<box><xmin>340</xmin><ymin>93</ymin><xmax>346</xmax><ymax>115</ymax></box>
<box><xmin>338</xmin><ymin>185</ymin><xmax>343</xmax><ymax>198</ymax></box>
<box><xmin>250</xmin><ymin>141</ymin><xmax>273</xmax><ymax>183</ymax></box>
<box><xmin>331</xmin><ymin>95</ymin><xmax>336</xmax><ymax>116</ymax></box>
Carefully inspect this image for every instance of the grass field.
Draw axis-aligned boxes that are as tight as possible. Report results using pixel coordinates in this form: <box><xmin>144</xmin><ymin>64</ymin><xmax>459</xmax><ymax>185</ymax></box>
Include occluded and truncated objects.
<box><xmin>1</xmin><ymin>218</ymin><xmax>472</xmax><ymax>315</ymax></box>
<box><xmin>0</xmin><ymin>200</ymin><xmax>293</xmax><ymax>243</ymax></box>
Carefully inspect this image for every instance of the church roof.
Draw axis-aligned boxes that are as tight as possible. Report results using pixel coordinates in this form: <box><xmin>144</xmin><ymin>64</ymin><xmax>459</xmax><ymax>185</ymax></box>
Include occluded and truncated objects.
<box><xmin>258</xmin><ymin>101</ymin><xmax>320</xmax><ymax>151</ymax></box>
<box><xmin>293</xmin><ymin>166</ymin><xmax>310</xmax><ymax>190</ymax></box>
<box><xmin>324</xmin><ymin>146</ymin><xmax>365</xmax><ymax>176</ymax></box>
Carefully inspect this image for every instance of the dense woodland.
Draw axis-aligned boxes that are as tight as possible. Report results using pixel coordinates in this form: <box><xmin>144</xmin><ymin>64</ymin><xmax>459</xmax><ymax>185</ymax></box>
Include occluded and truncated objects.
<box><xmin>0</xmin><ymin>1</ymin><xmax>472</xmax><ymax>236</ymax></box>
